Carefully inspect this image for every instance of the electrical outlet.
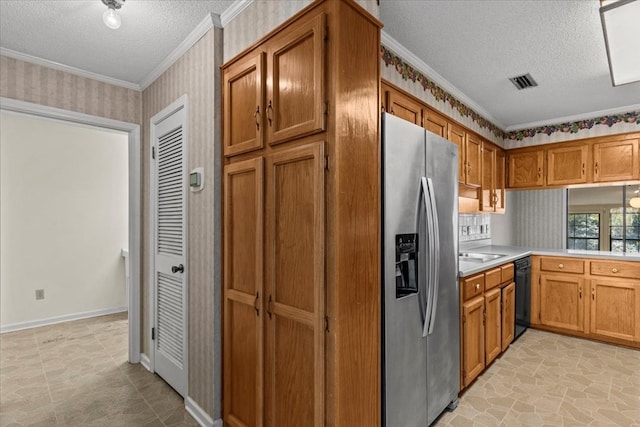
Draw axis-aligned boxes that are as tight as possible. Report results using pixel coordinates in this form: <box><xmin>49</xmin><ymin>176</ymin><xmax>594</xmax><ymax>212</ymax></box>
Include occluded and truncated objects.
<box><xmin>35</xmin><ymin>289</ymin><xmax>44</xmax><ymax>300</ymax></box>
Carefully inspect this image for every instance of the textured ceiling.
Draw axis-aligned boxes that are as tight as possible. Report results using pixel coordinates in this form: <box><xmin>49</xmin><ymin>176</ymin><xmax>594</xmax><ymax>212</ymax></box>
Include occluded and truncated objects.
<box><xmin>380</xmin><ymin>0</ymin><xmax>640</xmax><ymax>129</ymax></box>
<box><xmin>1</xmin><ymin>1</ymin><xmax>639</xmax><ymax>129</ymax></box>
<box><xmin>0</xmin><ymin>0</ymin><xmax>234</xmax><ymax>85</ymax></box>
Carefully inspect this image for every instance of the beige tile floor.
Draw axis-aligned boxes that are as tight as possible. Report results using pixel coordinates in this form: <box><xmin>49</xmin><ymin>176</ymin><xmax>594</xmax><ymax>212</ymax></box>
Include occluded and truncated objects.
<box><xmin>435</xmin><ymin>329</ymin><xmax>640</xmax><ymax>427</ymax></box>
<box><xmin>0</xmin><ymin>313</ymin><xmax>198</xmax><ymax>427</ymax></box>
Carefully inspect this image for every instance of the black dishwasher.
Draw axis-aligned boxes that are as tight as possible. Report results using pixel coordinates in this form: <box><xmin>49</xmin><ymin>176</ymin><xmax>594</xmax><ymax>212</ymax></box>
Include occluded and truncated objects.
<box><xmin>514</xmin><ymin>257</ymin><xmax>531</xmax><ymax>340</ymax></box>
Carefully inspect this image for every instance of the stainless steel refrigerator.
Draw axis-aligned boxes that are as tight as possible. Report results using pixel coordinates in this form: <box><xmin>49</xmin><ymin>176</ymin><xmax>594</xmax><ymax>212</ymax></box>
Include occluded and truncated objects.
<box><xmin>382</xmin><ymin>112</ymin><xmax>460</xmax><ymax>426</ymax></box>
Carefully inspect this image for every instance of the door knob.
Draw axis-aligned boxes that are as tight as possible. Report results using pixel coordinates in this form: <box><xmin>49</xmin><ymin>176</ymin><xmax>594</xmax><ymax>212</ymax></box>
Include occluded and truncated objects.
<box><xmin>171</xmin><ymin>264</ymin><xmax>185</xmax><ymax>274</ymax></box>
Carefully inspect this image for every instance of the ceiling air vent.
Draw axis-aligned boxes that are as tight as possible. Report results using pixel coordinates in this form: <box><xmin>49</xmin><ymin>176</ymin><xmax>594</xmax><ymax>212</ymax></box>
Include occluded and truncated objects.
<box><xmin>509</xmin><ymin>73</ymin><xmax>538</xmax><ymax>90</ymax></box>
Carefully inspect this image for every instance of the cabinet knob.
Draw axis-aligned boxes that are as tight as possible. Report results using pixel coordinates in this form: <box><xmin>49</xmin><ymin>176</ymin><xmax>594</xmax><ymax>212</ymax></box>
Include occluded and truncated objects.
<box><xmin>475</xmin><ymin>283</ymin><xmax>480</xmax><ymax>290</ymax></box>
<box><xmin>612</xmin><ymin>268</ymin><xmax>618</xmax><ymax>273</ymax></box>
<box><xmin>558</xmin><ymin>264</ymin><xmax>564</xmax><ymax>269</ymax></box>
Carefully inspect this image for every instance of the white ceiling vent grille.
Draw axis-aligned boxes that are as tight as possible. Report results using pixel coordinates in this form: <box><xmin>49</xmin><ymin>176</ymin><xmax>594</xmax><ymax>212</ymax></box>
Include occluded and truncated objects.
<box><xmin>509</xmin><ymin>73</ymin><xmax>538</xmax><ymax>90</ymax></box>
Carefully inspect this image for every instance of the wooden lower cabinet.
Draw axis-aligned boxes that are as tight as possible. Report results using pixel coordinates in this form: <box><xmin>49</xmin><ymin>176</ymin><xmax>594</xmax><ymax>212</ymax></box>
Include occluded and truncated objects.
<box><xmin>532</xmin><ymin>256</ymin><xmax>640</xmax><ymax>348</ymax></box>
<box><xmin>462</xmin><ymin>296</ymin><xmax>485</xmax><ymax>387</ymax></box>
<box><xmin>590</xmin><ymin>279</ymin><xmax>640</xmax><ymax>342</ymax></box>
<box><xmin>484</xmin><ymin>289</ymin><xmax>501</xmax><ymax>365</ymax></box>
<box><xmin>501</xmin><ymin>282</ymin><xmax>515</xmax><ymax>351</ymax></box>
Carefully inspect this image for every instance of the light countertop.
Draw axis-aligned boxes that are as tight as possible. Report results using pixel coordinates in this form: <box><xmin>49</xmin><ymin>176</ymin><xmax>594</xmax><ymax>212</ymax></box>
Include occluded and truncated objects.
<box><xmin>459</xmin><ymin>245</ymin><xmax>640</xmax><ymax>277</ymax></box>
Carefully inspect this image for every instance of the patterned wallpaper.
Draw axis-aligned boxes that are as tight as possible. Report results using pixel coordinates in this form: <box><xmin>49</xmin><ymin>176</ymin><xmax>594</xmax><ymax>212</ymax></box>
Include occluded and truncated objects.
<box><xmin>380</xmin><ymin>45</ymin><xmax>640</xmax><ymax>148</ymax></box>
<box><xmin>0</xmin><ymin>55</ymin><xmax>141</xmax><ymax>124</ymax></box>
<box><xmin>142</xmin><ymin>27</ymin><xmax>222</xmax><ymax>419</ymax></box>
<box><xmin>512</xmin><ymin>189</ymin><xmax>566</xmax><ymax>249</ymax></box>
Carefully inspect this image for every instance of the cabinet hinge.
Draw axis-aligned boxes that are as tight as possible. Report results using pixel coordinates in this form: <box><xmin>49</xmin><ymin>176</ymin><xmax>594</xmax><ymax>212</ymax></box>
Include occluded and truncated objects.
<box><xmin>324</xmin><ymin>101</ymin><xmax>329</xmax><ymax>116</ymax></box>
<box><xmin>324</xmin><ymin>27</ymin><xmax>328</xmax><ymax>41</ymax></box>
<box><xmin>463</xmin><ymin>370</ymin><xmax>467</xmax><ymax>379</ymax></box>
<box><xmin>462</xmin><ymin>314</ymin><xmax>466</xmax><ymax>324</ymax></box>
<box><xmin>324</xmin><ymin>155</ymin><xmax>329</xmax><ymax>171</ymax></box>
<box><xmin>151</xmin><ymin>327</ymin><xmax>155</xmax><ymax>340</ymax></box>
<box><xmin>325</xmin><ymin>316</ymin><xmax>329</xmax><ymax>332</ymax></box>
<box><xmin>538</xmin><ymin>312</ymin><xmax>541</xmax><ymax>321</ymax></box>
<box><xmin>152</xmin><ymin>146</ymin><xmax>156</xmax><ymax>159</ymax></box>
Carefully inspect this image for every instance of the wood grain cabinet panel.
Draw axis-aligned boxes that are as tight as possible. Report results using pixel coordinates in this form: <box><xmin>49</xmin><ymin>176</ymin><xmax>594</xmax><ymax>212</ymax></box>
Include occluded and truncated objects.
<box><xmin>547</xmin><ymin>144</ymin><xmax>588</xmax><ymax>185</ymax></box>
<box><xmin>494</xmin><ymin>149</ymin><xmax>506</xmax><ymax>213</ymax></box>
<box><xmin>501</xmin><ymin>282</ymin><xmax>515</xmax><ymax>351</ymax></box>
<box><xmin>387</xmin><ymin>88</ymin><xmax>423</xmax><ymax>126</ymax></box>
<box><xmin>223</xmin><ymin>53</ymin><xmax>265</xmax><ymax>157</ymax></box>
<box><xmin>424</xmin><ymin>109</ymin><xmax>448</xmax><ymax>138</ymax></box>
<box><xmin>539</xmin><ymin>274</ymin><xmax>585</xmax><ymax>332</ymax></box>
<box><xmin>465</xmin><ymin>134</ymin><xmax>482</xmax><ymax>188</ymax></box>
<box><xmin>591</xmin><ymin>260</ymin><xmax>640</xmax><ymax>279</ymax></box>
<box><xmin>462</xmin><ymin>274</ymin><xmax>485</xmax><ymax>301</ymax></box>
<box><xmin>590</xmin><ymin>279</ymin><xmax>640</xmax><ymax>342</ymax></box>
<box><xmin>448</xmin><ymin>124</ymin><xmax>466</xmax><ymax>184</ymax></box>
<box><xmin>266</xmin><ymin>13</ymin><xmax>326</xmax><ymax>145</ymax></box>
<box><xmin>593</xmin><ymin>139</ymin><xmax>640</xmax><ymax>182</ymax></box>
<box><xmin>462</xmin><ymin>296</ymin><xmax>485</xmax><ymax>387</ymax></box>
<box><xmin>480</xmin><ymin>142</ymin><xmax>506</xmax><ymax>213</ymax></box>
<box><xmin>265</xmin><ymin>142</ymin><xmax>325</xmax><ymax>427</ymax></box>
<box><xmin>223</xmin><ymin>158</ymin><xmax>264</xmax><ymax>427</ymax></box>
<box><xmin>484</xmin><ymin>289</ymin><xmax>501</xmax><ymax>366</ymax></box>
<box><xmin>508</xmin><ymin>149</ymin><xmax>544</xmax><ymax>188</ymax></box>
<box><xmin>540</xmin><ymin>257</ymin><xmax>584</xmax><ymax>274</ymax></box>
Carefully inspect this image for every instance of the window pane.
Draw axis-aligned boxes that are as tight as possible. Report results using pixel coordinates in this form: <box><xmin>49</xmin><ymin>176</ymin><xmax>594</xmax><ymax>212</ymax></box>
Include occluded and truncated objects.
<box><xmin>626</xmin><ymin>226</ymin><xmax>639</xmax><ymax>239</ymax></box>
<box><xmin>626</xmin><ymin>240</ymin><xmax>640</xmax><ymax>253</ymax></box>
<box><xmin>586</xmin><ymin>239</ymin><xmax>599</xmax><ymax>251</ymax></box>
<box><xmin>574</xmin><ymin>239</ymin><xmax>587</xmax><ymax>250</ymax></box>
<box><xmin>611</xmin><ymin>240</ymin><xmax>624</xmax><ymax>252</ymax></box>
<box><xmin>610</xmin><ymin>212</ymin><xmax>623</xmax><ymax>226</ymax></box>
<box><xmin>611</xmin><ymin>226</ymin><xmax>624</xmax><ymax>239</ymax></box>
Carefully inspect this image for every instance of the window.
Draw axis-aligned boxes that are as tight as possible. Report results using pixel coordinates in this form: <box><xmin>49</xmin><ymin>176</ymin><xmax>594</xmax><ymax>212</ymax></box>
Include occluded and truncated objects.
<box><xmin>568</xmin><ymin>213</ymin><xmax>600</xmax><ymax>250</ymax></box>
<box><xmin>610</xmin><ymin>207</ymin><xmax>640</xmax><ymax>253</ymax></box>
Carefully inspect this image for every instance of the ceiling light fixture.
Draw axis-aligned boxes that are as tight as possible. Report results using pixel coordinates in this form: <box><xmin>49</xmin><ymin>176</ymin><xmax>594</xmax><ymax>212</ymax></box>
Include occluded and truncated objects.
<box><xmin>630</xmin><ymin>188</ymin><xmax>640</xmax><ymax>209</ymax></box>
<box><xmin>102</xmin><ymin>0</ymin><xmax>125</xmax><ymax>30</ymax></box>
<box><xmin>599</xmin><ymin>0</ymin><xmax>640</xmax><ymax>86</ymax></box>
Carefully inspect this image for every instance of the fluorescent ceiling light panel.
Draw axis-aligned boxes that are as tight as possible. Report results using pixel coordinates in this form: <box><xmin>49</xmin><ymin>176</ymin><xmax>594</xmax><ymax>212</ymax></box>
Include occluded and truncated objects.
<box><xmin>600</xmin><ymin>0</ymin><xmax>640</xmax><ymax>86</ymax></box>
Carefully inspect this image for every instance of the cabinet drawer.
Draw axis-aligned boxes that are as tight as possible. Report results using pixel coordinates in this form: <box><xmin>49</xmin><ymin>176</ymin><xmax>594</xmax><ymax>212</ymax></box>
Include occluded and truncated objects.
<box><xmin>540</xmin><ymin>257</ymin><xmax>584</xmax><ymax>274</ymax></box>
<box><xmin>462</xmin><ymin>274</ymin><xmax>485</xmax><ymax>301</ymax></box>
<box><xmin>485</xmin><ymin>268</ymin><xmax>501</xmax><ymax>291</ymax></box>
<box><xmin>501</xmin><ymin>263</ymin><xmax>514</xmax><ymax>283</ymax></box>
<box><xmin>591</xmin><ymin>260</ymin><xmax>640</xmax><ymax>280</ymax></box>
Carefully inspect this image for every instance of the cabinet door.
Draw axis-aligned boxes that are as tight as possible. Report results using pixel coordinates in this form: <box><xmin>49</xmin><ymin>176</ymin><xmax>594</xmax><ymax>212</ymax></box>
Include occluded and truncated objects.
<box><xmin>223</xmin><ymin>158</ymin><xmax>264</xmax><ymax>427</ymax></box>
<box><xmin>494</xmin><ymin>149</ymin><xmax>506</xmax><ymax>213</ymax></box>
<box><xmin>547</xmin><ymin>144</ymin><xmax>588</xmax><ymax>185</ymax></box>
<box><xmin>387</xmin><ymin>89</ymin><xmax>423</xmax><ymax>126</ymax></box>
<box><xmin>265</xmin><ymin>142</ymin><xmax>325</xmax><ymax>427</ymax></box>
<box><xmin>448</xmin><ymin>124</ymin><xmax>466</xmax><ymax>184</ymax></box>
<box><xmin>540</xmin><ymin>274</ymin><xmax>585</xmax><ymax>332</ymax></box>
<box><xmin>501</xmin><ymin>282</ymin><xmax>515</xmax><ymax>351</ymax></box>
<box><xmin>508</xmin><ymin>150</ymin><xmax>544</xmax><ymax>188</ymax></box>
<box><xmin>424</xmin><ymin>109</ymin><xmax>448</xmax><ymax>137</ymax></box>
<box><xmin>590</xmin><ymin>279</ymin><xmax>640</xmax><ymax>342</ymax></box>
<box><xmin>484</xmin><ymin>289</ymin><xmax>501</xmax><ymax>366</ymax></box>
<box><xmin>480</xmin><ymin>143</ymin><xmax>496</xmax><ymax>212</ymax></box>
<box><xmin>266</xmin><ymin>13</ymin><xmax>326</xmax><ymax>145</ymax></box>
<box><xmin>462</xmin><ymin>296</ymin><xmax>485</xmax><ymax>387</ymax></box>
<box><xmin>224</xmin><ymin>52</ymin><xmax>265</xmax><ymax>157</ymax></box>
<box><xmin>465</xmin><ymin>134</ymin><xmax>482</xmax><ymax>187</ymax></box>
<box><xmin>593</xmin><ymin>139</ymin><xmax>640</xmax><ymax>182</ymax></box>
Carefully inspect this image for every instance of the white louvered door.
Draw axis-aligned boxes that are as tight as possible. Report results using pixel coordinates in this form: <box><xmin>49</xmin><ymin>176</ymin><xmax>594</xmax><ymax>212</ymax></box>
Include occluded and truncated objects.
<box><xmin>153</xmin><ymin>105</ymin><xmax>187</xmax><ymax>397</ymax></box>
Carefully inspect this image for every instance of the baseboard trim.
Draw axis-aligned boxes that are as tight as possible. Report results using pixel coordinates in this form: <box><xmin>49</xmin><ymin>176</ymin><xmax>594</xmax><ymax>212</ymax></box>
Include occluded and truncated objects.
<box><xmin>0</xmin><ymin>306</ymin><xmax>127</xmax><ymax>333</ymax></box>
<box><xmin>185</xmin><ymin>397</ymin><xmax>217</xmax><ymax>427</ymax></box>
<box><xmin>140</xmin><ymin>353</ymin><xmax>152</xmax><ymax>372</ymax></box>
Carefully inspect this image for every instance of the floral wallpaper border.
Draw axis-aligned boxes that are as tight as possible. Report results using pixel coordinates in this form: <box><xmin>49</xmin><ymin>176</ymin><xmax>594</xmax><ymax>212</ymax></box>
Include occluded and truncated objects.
<box><xmin>380</xmin><ymin>45</ymin><xmax>640</xmax><ymax>142</ymax></box>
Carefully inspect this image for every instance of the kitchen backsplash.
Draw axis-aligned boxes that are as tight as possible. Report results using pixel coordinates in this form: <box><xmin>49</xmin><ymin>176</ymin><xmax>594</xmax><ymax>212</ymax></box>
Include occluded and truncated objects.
<box><xmin>459</xmin><ymin>214</ymin><xmax>491</xmax><ymax>242</ymax></box>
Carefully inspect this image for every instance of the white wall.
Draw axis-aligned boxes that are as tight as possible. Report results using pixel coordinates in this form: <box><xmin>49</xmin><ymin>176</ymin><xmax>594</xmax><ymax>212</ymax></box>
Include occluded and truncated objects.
<box><xmin>1</xmin><ymin>111</ymin><xmax>129</xmax><ymax>327</ymax></box>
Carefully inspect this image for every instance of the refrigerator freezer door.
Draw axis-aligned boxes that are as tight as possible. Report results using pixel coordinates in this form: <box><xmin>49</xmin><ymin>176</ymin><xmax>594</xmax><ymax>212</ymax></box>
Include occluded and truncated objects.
<box><xmin>382</xmin><ymin>113</ymin><xmax>429</xmax><ymax>427</ymax></box>
<box><xmin>424</xmin><ymin>133</ymin><xmax>460</xmax><ymax>426</ymax></box>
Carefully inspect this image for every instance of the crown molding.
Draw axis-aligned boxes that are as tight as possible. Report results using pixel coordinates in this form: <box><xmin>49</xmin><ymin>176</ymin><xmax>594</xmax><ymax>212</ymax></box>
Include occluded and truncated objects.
<box><xmin>381</xmin><ymin>31</ymin><xmax>504</xmax><ymax>129</ymax></box>
<box><xmin>505</xmin><ymin>103</ymin><xmax>640</xmax><ymax>131</ymax></box>
<box><xmin>221</xmin><ymin>0</ymin><xmax>255</xmax><ymax>27</ymax></box>
<box><xmin>139</xmin><ymin>13</ymin><xmax>221</xmax><ymax>90</ymax></box>
<box><xmin>0</xmin><ymin>48</ymin><xmax>140</xmax><ymax>91</ymax></box>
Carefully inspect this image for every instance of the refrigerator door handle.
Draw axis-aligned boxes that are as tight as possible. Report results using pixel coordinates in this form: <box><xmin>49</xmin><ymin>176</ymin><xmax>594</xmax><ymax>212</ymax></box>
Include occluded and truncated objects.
<box><xmin>415</xmin><ymin>178</ymin><xmax>428</xmax><ymax>324</ymax></box>
<box><xmin>425</xmin><ymin>177</ymin><xmax>440</xmax><ymax>336</ymax></box>
<box><xmin>421</xmin><ymin>177</ymin><xmax>435</xmax><ymax>338</ymax></box>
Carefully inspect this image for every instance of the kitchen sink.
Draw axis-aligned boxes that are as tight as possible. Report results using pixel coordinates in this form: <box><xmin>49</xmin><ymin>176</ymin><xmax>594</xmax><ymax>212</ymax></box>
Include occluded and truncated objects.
<box><xmin>459</xmin><ymin>252</ymin><xmax>506</xmax><ymax>263</ymax></box>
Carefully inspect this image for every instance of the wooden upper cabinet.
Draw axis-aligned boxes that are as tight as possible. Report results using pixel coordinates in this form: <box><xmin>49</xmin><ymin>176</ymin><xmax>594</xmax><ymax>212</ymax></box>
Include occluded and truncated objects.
<box><xmin>465</xmin><ymin>134</ymin><xmax>482</xmax><ymax>187</ymax></box>
<box><xmin>266</xmin><ymin>13</ymin><xmax>326</xmax><ymax>146</ymax></box>
<box><xmin>507</xmin><ymin>149</ymin><xmax>544</xmax><ymax>188</ymax></box>
<box><xmin>424</xmin><ymin>109</ymin><xmax>448</xmax><ymax>138</ymax></box>
<box><xmin>264</xmin><ymin>142</ymin><xmax>325</xmax><ymax>427</ymax></box>
<box><xmin>386</xmin><ymin>88</ymin><xmax>423</xmax><ymax>126</ymax></box>
<box><xmin>592</xmin><ymin>138</ymin><xmax>640</xmax><ymax>182</ymax></box>
<box><xmin>448</xmin><ymin>124</ymin><xmax>466</xmax><ymax>184</ymax></box>
<box><xmin>547</xmin><ymin>144</ymin><xmax>588</xmax><ymax>185</ymax></box>
<box><xmin>480</xmin><ymin>141</ymin><xmax>506</xmax><ymax>213</ymax></box>
<box><xmin>224</xmin><ymin>52</ymin><xmax>265</xmax><ymax>157</ymax></box>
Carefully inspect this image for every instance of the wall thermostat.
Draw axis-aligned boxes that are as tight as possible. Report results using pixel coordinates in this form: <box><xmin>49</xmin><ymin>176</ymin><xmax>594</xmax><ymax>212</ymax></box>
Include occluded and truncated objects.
<box><xmin>190</xmin><ymin>167</ymin><xmax>204</xmax><ymax>192</ymax></box>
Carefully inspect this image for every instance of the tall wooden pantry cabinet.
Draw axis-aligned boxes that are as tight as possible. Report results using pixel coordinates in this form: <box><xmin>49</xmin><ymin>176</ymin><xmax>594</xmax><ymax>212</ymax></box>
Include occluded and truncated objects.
<box><xmin>221</xmin><ymin>1</ymin><xmax>382</xmax><ymax>426</ymax></box>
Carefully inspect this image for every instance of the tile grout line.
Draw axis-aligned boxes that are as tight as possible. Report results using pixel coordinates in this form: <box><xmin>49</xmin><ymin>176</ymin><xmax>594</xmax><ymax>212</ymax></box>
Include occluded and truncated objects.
<box><xmin>32</xmin><ymin>327</ymin><xmax>61</xmax><ymax>427</ymax></box>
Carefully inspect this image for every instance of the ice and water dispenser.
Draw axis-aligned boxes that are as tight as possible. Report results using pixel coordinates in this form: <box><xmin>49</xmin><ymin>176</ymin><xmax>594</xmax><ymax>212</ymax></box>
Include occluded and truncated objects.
<box><xmin>395</xmin><ymin>234</ymin><xmax>418</xmax><ymax>297</ymax></box>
